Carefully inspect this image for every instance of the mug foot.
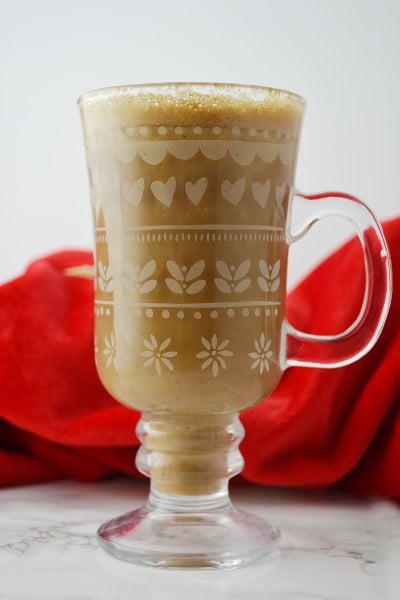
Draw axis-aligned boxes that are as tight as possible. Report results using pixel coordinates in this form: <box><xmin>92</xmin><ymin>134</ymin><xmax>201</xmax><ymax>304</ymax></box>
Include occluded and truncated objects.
<box><xmin>97</xmin><ymin>493</ymin><xmax>280</xmax><ymax>569</ymax></box>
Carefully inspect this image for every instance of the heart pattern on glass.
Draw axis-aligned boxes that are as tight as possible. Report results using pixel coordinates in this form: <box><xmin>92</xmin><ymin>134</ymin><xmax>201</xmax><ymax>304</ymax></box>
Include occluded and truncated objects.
<box><xmin>151</xmin><ymin>177</ymin><xmax>176</xmax><ymax>207</ymax></box>
<box><xmin>185</xmin><ymin>177</ymin><xmax>208</xmax><ymax>205</ymax></box>
<box><xmin>275</xmin><ymin>182</ymin><xmax>287</xmax><ymax>210</ymax></box>
<box><xmin>122</xmin><ymin>178</ymin><xmax>145</xmax><ymax>207</ymax></box>
<box><xmin>221</xmin><ymin>178</ymin><xmax>246</xmax><ymax>206</ymax></box>
<box><xmin>122</xmin><ymin>176</ymin><xmax>287</xmax><ymax>210</ymax></box>
<box><xmin>251</xmin><ymin>179</ymin><xmax>271</xmax><ymax>208</ymax></box>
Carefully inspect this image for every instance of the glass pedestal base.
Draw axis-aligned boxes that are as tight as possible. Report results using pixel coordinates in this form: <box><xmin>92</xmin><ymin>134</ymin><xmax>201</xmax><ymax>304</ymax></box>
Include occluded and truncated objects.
<box><xmin>97</xmin><ymin>489</ymin><xmax>280</xmax><ymax>569</ymax></box>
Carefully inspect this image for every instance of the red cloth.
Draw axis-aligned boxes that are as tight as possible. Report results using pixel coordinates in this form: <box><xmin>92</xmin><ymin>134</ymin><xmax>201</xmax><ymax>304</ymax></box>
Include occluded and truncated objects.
<box><xmin>0</xmin><ymin>220</ymin><xmax>399</xmax><ymax>496</ymax></box>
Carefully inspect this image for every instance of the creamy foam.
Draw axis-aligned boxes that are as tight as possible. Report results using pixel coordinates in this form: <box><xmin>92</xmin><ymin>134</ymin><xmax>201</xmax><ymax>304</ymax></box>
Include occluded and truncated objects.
<box><xmin>79</xmin><ymin>82</ymin><xmax>304</xmax><ymax>137</ymax></box>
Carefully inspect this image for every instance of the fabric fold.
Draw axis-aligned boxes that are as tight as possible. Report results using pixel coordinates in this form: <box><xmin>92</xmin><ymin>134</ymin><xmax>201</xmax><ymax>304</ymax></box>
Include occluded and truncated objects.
<box><xmin>0</xmin><ymin>219</ymin><xmax>398</xmax><ymax>496</ymax></box>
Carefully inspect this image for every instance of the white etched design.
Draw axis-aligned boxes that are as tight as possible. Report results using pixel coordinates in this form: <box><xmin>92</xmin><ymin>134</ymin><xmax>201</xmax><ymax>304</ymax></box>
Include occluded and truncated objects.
<box><xmin>101</xmin><ymin>226</ymin><xmax>285</xmax><ymax>245</ymax></box>
<box><xmin>122</xmin><ymin>260</ymin><xmax>157</xmax><ymax>294</ymax></box>
<box><xmin>258</xmin><ymin>260</ymin><xmax>280</xmax><ymax>292</ymax></box>
<box><xmin>169</xmin><ymin>140</ymin><xmax>200</xmax><ymax>159</ymax></box>
<box><xmin>215</xmin><ymin>259</ymin><xmax>251</xmax><ymax>294</ymax></box>
<box><xmin>249</xmin><ymin>333</ymin><xmax>273</xmax><ymax>374</ymax></box>
<box><xmin>122</xmin><ymin>178</ymin><xmax>145</xmax><ymax>207</ymax></box>
<box><xmin>166</xmin><ymin>260</ymin><xmax>206</xmax><ymax>294</ymax></box>
<box><xmin>140</xmin><ymin>335</ymin><xmax>177</xmax><ymax>375</ymax></box>
<box><xmin>251</xmin><ymin>179</ymin><xmax>271</xmax><ymax>208</ymax></box>
<box><xmin>275</xmin><ymin>182</ymin><xmax>287</xmax><ymax>210</ymax></box>
<box><xmin>95</xmin><ymin>300</ymin><xmax>280</xmax><ymax>320</ymax></box>
<box><xmin>229</xmin><ymin>143</ymin><xmax>258</xmax><ymax>165</ymax></box>
<box><xmin>95</xmin><ymin>304</ymin><xmax>112</xmax><ymax>317</ymax></box>
<box><xmin>97</xmin><ymin>260</ymin><xmax>114</xmax><ymax>292</ymax></box>
<box><xmin>123</xmin><ymin>126</ymin><xmax>294</xmax><ymax>141</ymax></box>
<box><xmin>221</xmin><ymin>178</ymin><xmax>246</xmax><ymax>206</ymax></box>
<box><xmin>103</xmin><ymin>332</ymin><xmax>124</xmax><ymax>370</ymax></box>
<box><xmin>151</xmin><ymin>177</ymin><xmax>176</xmax><ymax>207</ymax></box>
<box><xmin>114</xmin><ymin>140</ymin><xmax>293</xmax><ymax>166</ymax></box>
<box><xmin>185</xmin><ymin>177</ymin><xmax>208</xmax><ymax>205</ymax></box>
<box><xmin>115</xmin><ymin>144</ymin><xmax>140</xmax><ymax>163</ymax></box>
<box><xmin>196</xmin><ymin>335</ymin><xmax>233</xmax><ymax>378</ymax></box>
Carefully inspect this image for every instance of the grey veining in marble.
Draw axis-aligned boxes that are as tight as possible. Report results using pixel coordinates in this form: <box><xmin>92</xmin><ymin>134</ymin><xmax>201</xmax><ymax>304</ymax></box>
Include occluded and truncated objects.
<box><xmin>0</xmin><ymin>479</ymin><xmax>399</xmax><ymax>599</ymax></box>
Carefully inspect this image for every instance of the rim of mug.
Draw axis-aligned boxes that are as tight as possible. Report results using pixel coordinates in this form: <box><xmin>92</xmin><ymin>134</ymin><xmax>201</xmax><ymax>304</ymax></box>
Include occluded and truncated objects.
<box><xmin>77</xmin><ymin>82</ymin><xmax>305</xmax><ymax>108</ymax></box>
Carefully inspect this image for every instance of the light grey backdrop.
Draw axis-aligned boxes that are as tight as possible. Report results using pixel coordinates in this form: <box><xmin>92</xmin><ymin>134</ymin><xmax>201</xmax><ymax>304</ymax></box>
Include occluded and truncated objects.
<box><xmin>1</xmin><ymin>0</ymin><xmax>399</xmax><ymax>286</ymax></box>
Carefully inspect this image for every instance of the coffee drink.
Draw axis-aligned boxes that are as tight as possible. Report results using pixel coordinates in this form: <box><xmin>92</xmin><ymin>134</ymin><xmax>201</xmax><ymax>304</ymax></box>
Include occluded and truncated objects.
<box><xmin>81</xmin><ymin>84</ymin><xmax>304</xmax><ymax>493</ymax></box>
<box><xmin>80</xmin><ymin>84</ymin><xmax>304</xmax><ymax>494</ymax></box>
<box><xmin>80</xmin><ymin>84</ymin><xmax>304</xmax><ymax>412</ymax></box>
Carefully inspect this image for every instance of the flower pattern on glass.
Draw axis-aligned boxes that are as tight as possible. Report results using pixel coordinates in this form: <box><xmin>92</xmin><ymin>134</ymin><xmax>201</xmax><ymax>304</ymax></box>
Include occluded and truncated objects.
<box><xmin>165</xmin><ymin>260</ymin><xmax>206</xmax><ymax>294</ymax></box>
<box><xmin>122</xmin><ymin>260</ymin><xmax>157</xmax><ymax>294</ymax></box>
<box><xmin>214</xmin><ymin>259</ymin><xmax>251</xmax><ymax>293</ymax></box>
<box><xmin>196</xmin><ymin>335</ymin><xmax>233</xmax><ymax>377</ymax></box>
<box><xmin>97</xmin><ymin>260</ymin><xmax>114</xmax><ymax>293</ymax></box>
<box><xmin>103</xmin><ymin>332</ymin><xmax>124</xmax><ymax>370</ymax></box>
<box><xmin>249</xmin><ymin>333</ymin><xmax>273</xmax><ymax>374</ymax></box>
<box><xmin>257</xmin><ymin>259</ymin><xmax>280</xmax><ymax>292</ymax></box>
<box><xmin>140</xmin><ymin>335</ymin><xmax>177</xmax><ymax>375</ymax></box>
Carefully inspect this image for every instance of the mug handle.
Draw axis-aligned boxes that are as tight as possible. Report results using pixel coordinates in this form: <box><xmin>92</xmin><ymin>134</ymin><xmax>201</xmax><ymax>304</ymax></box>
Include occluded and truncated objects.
<box><xmin>283</xmin><ymin>191</ymin><xmax>392</xmax><ymax>369</ymax></box>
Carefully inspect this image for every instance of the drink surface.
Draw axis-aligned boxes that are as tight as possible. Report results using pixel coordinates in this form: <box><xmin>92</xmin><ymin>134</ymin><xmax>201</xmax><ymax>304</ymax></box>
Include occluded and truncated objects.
<box><xmin>79</xmin><ymin>82</ymin><xmax>304</xmax><ymax>132</ymax></box>
<box><xmin>80</xmin><ymin>84</ymin><xmax>304</xmax><ymax>415</ymax></box>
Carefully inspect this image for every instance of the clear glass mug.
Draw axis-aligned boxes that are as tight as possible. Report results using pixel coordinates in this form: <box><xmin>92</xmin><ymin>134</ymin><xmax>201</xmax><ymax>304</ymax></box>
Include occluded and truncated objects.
<box><xmin>79</xmin><ymin>83</ymin><xmax>391</xmax><ymax>568</ymax></box>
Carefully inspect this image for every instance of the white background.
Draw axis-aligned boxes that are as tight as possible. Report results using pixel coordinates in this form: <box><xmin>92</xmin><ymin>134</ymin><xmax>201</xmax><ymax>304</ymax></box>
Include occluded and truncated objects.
<box><xmin>0</xmin><ymin>0</ymin><xmax>399</xmax><ymax>287</ymax></box>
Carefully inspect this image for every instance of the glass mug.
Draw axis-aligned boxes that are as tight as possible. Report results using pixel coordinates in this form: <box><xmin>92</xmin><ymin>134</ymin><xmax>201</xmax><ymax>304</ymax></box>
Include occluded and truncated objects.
<box><xmin>79</xmin><ymin>83</ymin><xmax>391</xmax><ymax>568</ymax></box>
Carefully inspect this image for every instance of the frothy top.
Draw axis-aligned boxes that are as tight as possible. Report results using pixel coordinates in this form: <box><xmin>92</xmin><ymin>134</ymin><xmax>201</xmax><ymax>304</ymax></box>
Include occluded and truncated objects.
<box><xmin>79</xmin><ymin>83</ymin><xmax>305</xmax><ymax>138</ymax></box>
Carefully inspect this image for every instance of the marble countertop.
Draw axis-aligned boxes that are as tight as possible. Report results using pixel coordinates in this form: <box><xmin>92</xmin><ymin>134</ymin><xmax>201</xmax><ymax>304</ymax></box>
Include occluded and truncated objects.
<box><xmin>0</xmin><ymin>478</ymin><xmax>399</xmax><ymax>599</ymax></box>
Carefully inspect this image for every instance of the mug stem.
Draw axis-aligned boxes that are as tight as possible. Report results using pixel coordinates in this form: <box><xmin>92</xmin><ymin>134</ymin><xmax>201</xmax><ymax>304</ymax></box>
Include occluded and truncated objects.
<box><xmin>135</xmin><ymin>412</ymin><xmax>244</xmax><ymax>497</ymax></box>
<box><xmin>97</xmin><ymin>412</ymin><xmax>280</xmax><ymax>568</ymax></box>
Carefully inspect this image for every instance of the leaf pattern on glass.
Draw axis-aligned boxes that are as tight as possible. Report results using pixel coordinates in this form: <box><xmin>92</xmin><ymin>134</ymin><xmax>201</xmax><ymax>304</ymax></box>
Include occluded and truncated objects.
<box><xmin>165</xmin><ymin>260</ymin><xmax>206</xmax><ymax>294</ymax></box>
<box><xmin>214</xmin><ymin>277</ymin><xmax>232</xmax><ymax>294</ymax></box>
<box><xmin>166</xmin><ymin>260</ymin><xmax>185</xmax><ymax>282</ymax></box>
<box><xmin>139</xmin><ymin>260</ymin><xmax>157</xmax><ymax>282</ymax></box>
<box><xmin>186</xmin><ymin>260</ymin><xmax>206</xmax><ymax>282</ymax></box>
<box><xmin>122</xmin><ymin>260</ymin><xmax>157</xmax><ymax>294</ymax></box>
<box><xmin>97</xmin><ymin>260</ymin><xmax>114</xmax><ymax>293</ymax></box>
<box><xmin>165</xmin><ymin>278</ymin><xmax>184</xmax><ymax>294</ymax></box>
<box><xmin>258</xmin><ymin>260</ymin><xmax>270</xmax><ymax>279</ymax></box>
<box><xmin>215</xmin><ymin>259</ymin><xmax>251</xmax><ymax>293</ymax></box>
<box><xmin>257</xmin><ymin>259</ymin><xmax>280</xmax><ymax>292</ymax></box>
<box><xmin>216</xmin><ymin>260</ymin><xmax>233</xmax><ymax>281</ymax></box>
<box><xmin>234</xmin><ymin>259</ymin><xmax>250</xmax><ymax>280</ymax></box>
<box><xmin>186</xmin><ymin>280</ymin><xmax>206</xmax><ymax>295</ymax></box>
<box><xmin>139</xmin><ymin>280</ymin><xmax>158</xmax><ymax>294</ymax></box>
<box><xmin>234</xmin><ymin>279</ymin><xmax>251</xmax><ymax>293</ymax></box>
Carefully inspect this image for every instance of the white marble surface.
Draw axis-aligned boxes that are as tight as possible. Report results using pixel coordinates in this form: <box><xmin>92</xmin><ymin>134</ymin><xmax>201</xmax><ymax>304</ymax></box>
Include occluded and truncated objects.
<box><xmin>0</xmin><ymin>479</ymin><xmax>399</xmax><ymax>599</ymax></box>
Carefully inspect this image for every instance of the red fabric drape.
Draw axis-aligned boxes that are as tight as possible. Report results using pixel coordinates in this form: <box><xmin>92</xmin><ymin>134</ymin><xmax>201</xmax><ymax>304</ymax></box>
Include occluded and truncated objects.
<box><xmin>0</xmin><ymin>219</ymin><xmax>399</xmax><ymax>496</ymax></box>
